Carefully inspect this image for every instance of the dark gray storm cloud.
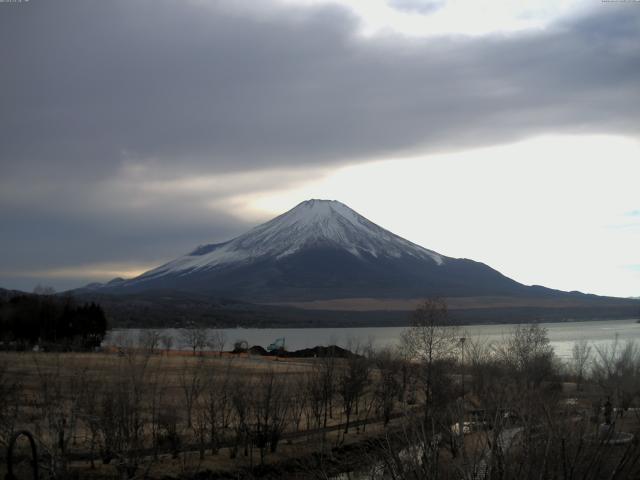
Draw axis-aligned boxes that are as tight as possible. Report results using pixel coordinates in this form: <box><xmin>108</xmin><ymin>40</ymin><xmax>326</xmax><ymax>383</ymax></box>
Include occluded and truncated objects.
<box><xmin>1</xmin><ymin>0</ymin><xmax>639</xmax><ymax>289</ymax></box>
<box><xmin>2</xmin><ymin>0</ymin><xmax>639</xmax><ymax>176</ymax></box>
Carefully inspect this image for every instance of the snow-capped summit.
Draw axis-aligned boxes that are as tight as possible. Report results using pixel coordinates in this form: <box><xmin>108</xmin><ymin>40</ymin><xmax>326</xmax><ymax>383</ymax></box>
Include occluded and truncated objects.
<box><xmin>133</xmin><ymin>200</ymin><xmax>444</xmax><ymax>284</ymax></box>
<box><xmin>260</xmin><ymin>199</ymin><xmax>443</xmax><ymax>262</ymax></box>
<box><xmin>107</xmin><ymin>199</ymin><xmax>530</xmax><ymax>301</ymax></box>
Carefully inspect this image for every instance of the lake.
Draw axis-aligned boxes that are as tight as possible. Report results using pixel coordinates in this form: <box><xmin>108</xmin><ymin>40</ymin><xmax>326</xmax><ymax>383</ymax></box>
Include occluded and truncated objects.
<box><xmin>105</xmin><ymin>318</ymin><xmax>640</xmax><ymax>359</ymax></box>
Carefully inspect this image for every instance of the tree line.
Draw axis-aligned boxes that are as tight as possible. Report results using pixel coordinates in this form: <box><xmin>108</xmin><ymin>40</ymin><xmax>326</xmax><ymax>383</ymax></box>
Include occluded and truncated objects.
<box><xmin>0</xmin><ymin>291</ymin><xmax>108</xmax><ymax>350</ymax></box>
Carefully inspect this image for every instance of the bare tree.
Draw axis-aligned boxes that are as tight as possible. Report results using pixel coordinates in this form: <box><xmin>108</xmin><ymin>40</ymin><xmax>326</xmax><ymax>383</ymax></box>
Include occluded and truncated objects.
<box><xmin>229</xmin><ymin>376</ymin><xmax>251</xmax><ymax>460</ymax></box>
<box><xmin>158</xmin><ymin>406</ymin><xmax>182</xmax><ymax>460</ymax></box>
<box><xmin>592</xmin><ymin>337</ymin><xmax>640</xmax><ymax>417</ymax></box>
<box><xmin>78</xmin><ymin>375</ymin><xmax>104</xmax><ymax>469</ymax></box>
<box><xmin>289</xmin><ymin>373</ymin><xmax>308</xmax><ymax>433</ymax></box>
<box><xmin>338</xmin><ymin>345</ymin><xmax>370</xmax><ymax>433</ymax></box>
<box><xmin>304</xmin><ymin>368</ymin><xmax>325</xmax><ymax>434</ymax></box>
<box><xmin>139</xmin><ymin>329</ymin><xmax>161</xmax><ymax>354</ymax></box>
<box><xmin>302</xmin><ymin>353</ymin><xmax>339</xmax><ymax>453</ymax></box>
<box><xmin>179</xmin><ymin>358</ymin><xmax>205</xmax><ymax>429</ymax></box>
<box><xmin>465</xmin><ymin>336</ymin><xmax>496</xmax><ymax>396</ymax></box>
<box><xmin>250</xmin><ymin>369</ymin><xmax>289</xmax><ymax>463</ymax></box>
<box><xmin>180</xmin><ymin>327</ymin><xmax>208</xmax><ymax>355</ymax></box>
<box><xmin>373</xmin><ymin>348</ymin><xmax>402</xmax><ymax>426</ymax></box>
<box><xmin>571</xmin><ymin>338</ymin><xmax>592</xmax><ymax>392</ymax></box>
<box><xmin>371</xmin><ymin>411</ymin><xmax>445</xmax><ymax>479</ymax></box>
<box><xmin>31</xmin><ymin>354</ymin><xmax>85</xmax><ymax>478</ymax></box>
<box><xmin>112</xmin><ymin>331</ymin><xmax>134</xmax><ymax>354</ymax></box>
<box><xmin>146</xmin><ymin>358</ymin><xmax>167</xmax><ymax>461</ymax></box>
<box><xmin>160</xmin><ymin>333</ymin><xmax>174</xmax><ymax>354</ymax></box>
<box><xmin>401</xmin><ymin>298</ymin><xmax>458</xmax><ymax>425</ymax></box>
<box><xmin>193</xmin><ymin>399</ymin><xmax>209</xmax><ymax>460</ymax></box>
<box><xmin>319</xmin><ymin>354</ymin><xmax>337</xmax><ymax>427</ymax></box>
<box><xmin>202</xmin><ymin>360</ymin><xmax>233</xmax><ymax>455</ymax></box>
<box><xmin>494</xmin><ymin>323</ymin><xmax>555</xmax><ymax>390</ymax></box>
<box><xmin>0</xmin><ymin>361</ymin><xmax>21</xmax><ymax>448</ymax></box>
<box><xmin>113</xmin><ymin>355</ymin><xmax>151</xmax><ymax>478</ymax></box>
<box><xmin>208</xmin><ymin>330</ymin><xmax>226</xmax><ymax>356</ymax></box>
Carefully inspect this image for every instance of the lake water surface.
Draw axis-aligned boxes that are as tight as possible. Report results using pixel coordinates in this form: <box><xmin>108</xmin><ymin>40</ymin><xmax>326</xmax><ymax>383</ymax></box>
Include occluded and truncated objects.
<box><xmin>105</xmin><ymin>318</ymin><xmax>640</xmax><ymax>359</ymax></box>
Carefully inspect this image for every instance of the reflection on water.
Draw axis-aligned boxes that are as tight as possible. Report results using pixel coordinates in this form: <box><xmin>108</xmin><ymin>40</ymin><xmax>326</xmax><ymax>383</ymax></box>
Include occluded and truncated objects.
<box><xmin>105</xmin><ymin>318</ymin><xmax>640</xmax><ymax>358</ymax></box>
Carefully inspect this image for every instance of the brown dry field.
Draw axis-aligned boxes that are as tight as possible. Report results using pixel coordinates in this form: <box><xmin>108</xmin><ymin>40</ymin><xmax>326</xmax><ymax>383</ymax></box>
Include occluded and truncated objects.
<box><xmin>0</xmin><ymin>350</ymin><xmax>411</xmax><ymax>479</ymax></box>
<box><xmin>2</xmin><ymin>350</ymin><xmax>314</xmax><ymax>395</ymax></box>
<box><xmin>265</xmin><ymin>295</ymin><xmax>633</xmax><ymax>312</ymax></box>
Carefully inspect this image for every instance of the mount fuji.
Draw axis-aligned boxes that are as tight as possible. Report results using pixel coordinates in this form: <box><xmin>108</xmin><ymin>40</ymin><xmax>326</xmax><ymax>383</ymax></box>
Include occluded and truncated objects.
<box><xmin>97</xmin><ymin>199</ymin><xmax>554</xmax><ymax>302</ymax></box>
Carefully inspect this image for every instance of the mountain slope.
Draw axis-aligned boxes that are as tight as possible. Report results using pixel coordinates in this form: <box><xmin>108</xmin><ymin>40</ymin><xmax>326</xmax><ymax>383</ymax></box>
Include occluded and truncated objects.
<box><xmin>95</xmin><ymin>199</ymin><xmax>551</xmax><ymax>301</ymax></box>
<box><xmin>138</xmin><ymin>199</ymin><xmax>444</xmax><ymax>278</ymax></box>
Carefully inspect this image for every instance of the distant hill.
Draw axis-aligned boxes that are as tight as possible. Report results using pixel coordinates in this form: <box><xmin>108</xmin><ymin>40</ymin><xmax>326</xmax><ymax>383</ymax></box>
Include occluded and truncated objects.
<box><xmin>2</xmin><ymin>286</ymin><xmax>637</xmax><ymax>328</ymax></box>
<box><xmin>0</xmin><ymin>287</ymin><xmax>27</xmax><ymax>300</ymax></box>
<box><xmin>73</xmin><ymin>290</ymin><xmax>640</xmax><ymax>328</ymax></box>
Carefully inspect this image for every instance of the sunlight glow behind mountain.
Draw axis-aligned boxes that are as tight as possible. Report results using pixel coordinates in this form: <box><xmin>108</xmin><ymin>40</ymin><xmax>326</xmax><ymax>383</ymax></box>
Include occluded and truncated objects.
<box><xmin>248</xmin><ymin>135</ymin><xmax>640</xmax><ymax>297</ymax></box>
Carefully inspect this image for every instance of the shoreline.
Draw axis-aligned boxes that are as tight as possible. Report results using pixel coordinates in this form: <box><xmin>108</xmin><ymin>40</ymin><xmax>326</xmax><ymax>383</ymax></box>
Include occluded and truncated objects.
<box><xmin>108</xmin><ymin>315</ymin><xmax>640</xmax><ymax>330</ymax></box>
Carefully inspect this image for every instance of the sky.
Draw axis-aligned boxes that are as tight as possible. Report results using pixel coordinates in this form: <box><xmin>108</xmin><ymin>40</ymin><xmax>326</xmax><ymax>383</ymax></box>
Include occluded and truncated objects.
<box><xmin>0</xmin><ymin>0</ymin><xmax>639</xmax><ymax>297</ymax></box>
